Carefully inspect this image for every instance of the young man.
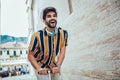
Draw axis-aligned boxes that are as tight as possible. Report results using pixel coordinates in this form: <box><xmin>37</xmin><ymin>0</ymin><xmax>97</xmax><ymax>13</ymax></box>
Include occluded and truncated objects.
<box><xmin>28</xmin><ymin>7</ymin><xmax>68</xmax><ymax>80</ymax></box>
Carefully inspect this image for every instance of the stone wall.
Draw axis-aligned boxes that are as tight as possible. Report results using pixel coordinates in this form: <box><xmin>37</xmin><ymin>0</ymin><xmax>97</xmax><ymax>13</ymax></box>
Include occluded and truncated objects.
<box><xmin>62</xmin><ymin>0</ymin><xmax>120</xmax><ymax>80</ymax></box>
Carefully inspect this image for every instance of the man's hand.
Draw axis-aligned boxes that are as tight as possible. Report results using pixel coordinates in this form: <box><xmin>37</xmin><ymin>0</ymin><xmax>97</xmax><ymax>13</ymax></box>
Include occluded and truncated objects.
<box><xmin>52</xmin><ymin>67</ymin><xmax>60</xmax><ymax>74</ymax></box>
<box><xmin>38</xmin><ymin>68</ymin><xmax>48</xmax><ymax>75</ymax></box>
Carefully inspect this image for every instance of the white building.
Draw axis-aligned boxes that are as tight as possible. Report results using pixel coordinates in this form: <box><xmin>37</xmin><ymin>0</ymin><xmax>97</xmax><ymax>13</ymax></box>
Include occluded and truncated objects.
<box><xmin>0</xmin><ymin>42</ymin><xmax>29</xmax><ymax>71</ymax></box>
<box><xmin>0</xmin><ymin>42</ymin><xmax>28</xmax><ymax>60</ymax></box>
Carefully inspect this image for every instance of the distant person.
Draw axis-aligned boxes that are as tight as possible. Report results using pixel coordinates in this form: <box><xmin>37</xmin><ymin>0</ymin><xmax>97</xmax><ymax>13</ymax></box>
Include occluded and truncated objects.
<box><xmin>21</xmin><ymin>65</ymin><xmax>27</xmax><ymax>74</ymax></box>
<box><xmin>18</xmin><ymin>66</ymin><xmax>21</xmax><ymax>75</ymax></box>
<box><xmin>7</xmin><ymin>67</ymin><xmax>10</xmax><ymax>73</ymax></box>
<box><xmin>7</xmin><ymin>67</ymin><xmax>11</xmax><ymax>76</ymax></box>
<box><xmin>12</xmin><ymin>66</ymin><xmax>18</xmax><ymax>76</ymax></box>
<box><xmin>26</xmin><ymin>65</ymin><xmax>30</xmax><ymax>74</ymax></box>
<box><xmin>13</xmin><ymin>66</ymin><xmax>17</xmax><ymax>72</ymax></box>
<box><xmin>28</xmin><ymin>7</ymin><xmax>68</xmax><ymax>80</ymax></box>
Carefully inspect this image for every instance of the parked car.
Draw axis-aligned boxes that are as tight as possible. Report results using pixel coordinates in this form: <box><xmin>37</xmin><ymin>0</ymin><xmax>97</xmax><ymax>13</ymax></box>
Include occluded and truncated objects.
<box><xmin>0</xmin><ymin>70</ymin><xmax>9</xmax><ymax>78</ymax></box>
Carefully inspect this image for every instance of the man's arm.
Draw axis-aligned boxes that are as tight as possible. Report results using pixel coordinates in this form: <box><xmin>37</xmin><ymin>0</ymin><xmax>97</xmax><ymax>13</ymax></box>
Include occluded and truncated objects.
<box><xmin>57</xmin><ymin>46</ymin><xmax>66</xmax><ymax>66</ymax></box>
<box><xmin>28</xmin><ymin>50</ymin><xmax>40</xmax><ymax>71</ymax></box>
<box><xmin>57</xmin><ymin>30</ymin><xmax>68</xmax><ymax>65</ymax></box>
<box><xmin>28</xmin><ymin>50</ymin><xmax>47</xmax><ymax>75</ymax></box>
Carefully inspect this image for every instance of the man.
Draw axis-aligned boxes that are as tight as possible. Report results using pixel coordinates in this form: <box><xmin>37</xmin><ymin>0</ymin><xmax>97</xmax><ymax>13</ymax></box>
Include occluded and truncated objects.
<box><xmin>28</xmin><ymin>7</ymin><xmax>68</xmax><ymax>80</ymax></box>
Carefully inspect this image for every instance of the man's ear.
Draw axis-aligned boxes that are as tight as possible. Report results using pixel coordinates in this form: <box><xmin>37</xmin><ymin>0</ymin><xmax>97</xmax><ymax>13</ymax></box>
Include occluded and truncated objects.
<box><xmin>43</xmin><ymin>20</ymin><xmax>45</xmax><ymax>23</ymax></box>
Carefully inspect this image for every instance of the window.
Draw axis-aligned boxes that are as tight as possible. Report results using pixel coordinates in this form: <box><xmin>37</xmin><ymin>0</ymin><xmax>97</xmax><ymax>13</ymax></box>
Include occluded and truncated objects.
<box><xmin>20</xmin><ymin>50</ymin><xmax>22</xmax><ymax>55</ymax></box>
<box><xmin>14</xmin><ymin>51</ymin><xmax>16</xmax><ymax>56</ymax></box>
<box><xmin>0</xmin><ymin>67</ymin><xmax>2</xmax><ymax>70</ymax></box>
<box><xmin>0</xmin><ymin>51</ymin><xmax>2</xmax><ymax>56</ymax></box>
<box><xmin>7</xmin><ymin>50</ymin><xmax>9</xmax><ymax>55</ymax></box>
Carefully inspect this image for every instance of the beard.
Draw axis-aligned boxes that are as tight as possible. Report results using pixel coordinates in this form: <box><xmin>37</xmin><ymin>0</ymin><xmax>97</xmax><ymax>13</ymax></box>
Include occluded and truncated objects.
<box><xmin>45</xmin><ymin>19</ymin><xmax>57</xmax><ymax>28</ymax></box>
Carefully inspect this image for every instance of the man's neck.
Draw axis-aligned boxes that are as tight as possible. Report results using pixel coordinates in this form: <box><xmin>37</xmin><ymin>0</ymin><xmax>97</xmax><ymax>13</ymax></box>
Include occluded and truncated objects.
<box><xmin>46</xmin><ymin>26</ymin><xmax>56</xmax><ymax>31</ymax></box>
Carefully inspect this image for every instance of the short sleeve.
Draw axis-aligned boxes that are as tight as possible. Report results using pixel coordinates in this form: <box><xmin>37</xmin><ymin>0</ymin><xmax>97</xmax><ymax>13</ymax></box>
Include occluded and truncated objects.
<box><xmin>28</xmin><ymin>32</ymin><xmax>39</xmax><ymax>52</ymax></box>
<box><xmin>64</xmin><ymin>30</ymin><xmax>68</xmax><ymax>46</ymax></box>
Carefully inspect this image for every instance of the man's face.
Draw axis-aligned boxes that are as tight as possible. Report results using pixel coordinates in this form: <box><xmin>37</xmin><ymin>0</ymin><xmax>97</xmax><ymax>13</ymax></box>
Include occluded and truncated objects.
<box><xmin>44</xmin><ymin>11</ymin><xmax>57</xmax><ymax>28</ymax></box>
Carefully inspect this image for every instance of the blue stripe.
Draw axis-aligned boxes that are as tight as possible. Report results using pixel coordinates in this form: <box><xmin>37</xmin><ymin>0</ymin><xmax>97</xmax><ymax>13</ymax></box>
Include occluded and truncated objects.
<box><xmin>34</xmin><ymin>48</ymin><xmax>40</xmax><ymax>58</ymax></box>
<box><xmin>64</xmin><ymin>30</ymin><xmax>68</xmax><ymax>39</ymax></box>
<box><xmin>31</xmin><ymin>37</ymin><xmax>37</xmax><ymax>51</ymax></box>
<box><xmin>37</xmin><ymin>54</ymin><xmax>44</xmax><ymax>63</ymax></box>
<box><xmin>56</xmin><ymin>28</ymin><xmax>60</xmax><ymax>55</ymax></box>
<box><xmin>39</xmin><ymin>30</ymin><xmax>44</xmax><ymax>54</ymax></box>
<box><xmin>44</xmin><ymin>29</ymin><xmax>47</xmax><ymax>36</ymax></box>
<box><xmin>41</xmin><ymin>63</ymin><xmax>45</xmax><ymax>68</ymax></box>
<box><xmin>63</xmin><ymin>30</ymin><xmax>68</xmax><ymax>46</ymax></box>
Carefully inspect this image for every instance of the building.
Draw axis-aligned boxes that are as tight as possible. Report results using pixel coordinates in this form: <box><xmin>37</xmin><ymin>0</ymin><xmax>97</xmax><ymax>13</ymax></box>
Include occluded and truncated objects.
<box><xmin>0</xmin><ymin>42</ymin><xmax>28</xmax><ymax>60</ymax></box>
<box><xmin>0</xmin><ymin>42</ymin><xmax>30</xmax><ymax>77</ymax></box>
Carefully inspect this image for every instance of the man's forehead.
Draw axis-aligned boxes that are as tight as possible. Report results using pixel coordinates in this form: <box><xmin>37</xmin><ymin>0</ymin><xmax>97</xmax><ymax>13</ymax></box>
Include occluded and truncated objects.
<box><xmin>46</xmin><ymin>11</ymin><xmax>56</xmax><ymax>15</ymax></box>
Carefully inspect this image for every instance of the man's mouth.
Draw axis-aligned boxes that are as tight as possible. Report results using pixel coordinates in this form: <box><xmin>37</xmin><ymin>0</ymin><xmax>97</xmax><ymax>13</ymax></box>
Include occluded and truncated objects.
<box><xmin>47</xmin><ymin>19</ymin><xmax>57</xmax><ymax>28</ymax></box>
<box><xmin>50</xmin><ymin>20</ymin><xmax>57</xmax><ymax>27</ymax></box>
<box><xmin>50</xmin><ymin>20</ymin><xmax>56</xmax><ymax>24</ymax></box>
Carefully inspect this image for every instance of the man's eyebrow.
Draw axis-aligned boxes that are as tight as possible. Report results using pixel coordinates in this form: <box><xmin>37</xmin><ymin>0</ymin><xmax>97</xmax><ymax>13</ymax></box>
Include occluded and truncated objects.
<box><xmin>46</xmin><ymin>14</ymin><xmax>51</xmax><ymax>16</ymax></box>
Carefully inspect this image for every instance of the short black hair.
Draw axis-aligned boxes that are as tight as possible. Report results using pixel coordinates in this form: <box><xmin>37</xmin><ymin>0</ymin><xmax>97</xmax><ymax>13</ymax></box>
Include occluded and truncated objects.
<box><xmin>42</xmin><ymin>7</ymin><xmax>57</xmax><ymax>20</ymax></box>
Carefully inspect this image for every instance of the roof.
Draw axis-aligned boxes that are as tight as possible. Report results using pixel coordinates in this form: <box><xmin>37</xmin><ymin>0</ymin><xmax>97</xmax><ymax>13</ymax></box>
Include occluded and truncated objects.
<box><xmin>0</xmin><ymin>42</ymin><xmax>28</xmax><ymax>49</ymax></box>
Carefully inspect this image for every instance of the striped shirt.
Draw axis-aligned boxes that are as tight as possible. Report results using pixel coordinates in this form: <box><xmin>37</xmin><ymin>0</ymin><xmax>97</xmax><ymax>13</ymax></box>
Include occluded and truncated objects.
<box><xmin>28</xmin><ymin>27</ymin><xmax>68</xmax><ymax>68</ymax></box>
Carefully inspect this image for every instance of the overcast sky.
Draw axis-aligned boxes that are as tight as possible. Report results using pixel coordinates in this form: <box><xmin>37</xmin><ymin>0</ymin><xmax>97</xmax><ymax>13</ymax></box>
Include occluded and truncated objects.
<box><xmin>1</xmin><ymin>0</ymin><xmax>28</xmax><ymax>37</ymax></box>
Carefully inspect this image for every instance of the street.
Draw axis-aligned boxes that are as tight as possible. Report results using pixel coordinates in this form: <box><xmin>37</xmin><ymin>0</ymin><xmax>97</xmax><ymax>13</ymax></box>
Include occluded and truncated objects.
<box><xmin>1</xmin><ymin>74</ymin><xmax>37</xmax><ymax>80</ymax></box>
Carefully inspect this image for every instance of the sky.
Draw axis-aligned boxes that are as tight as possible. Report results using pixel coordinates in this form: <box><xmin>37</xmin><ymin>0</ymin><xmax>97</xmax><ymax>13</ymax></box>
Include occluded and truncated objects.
<box><xmin>1</xmin><ymin>0</ymin><xmax>29</xmax><ymax>37</ymax></box>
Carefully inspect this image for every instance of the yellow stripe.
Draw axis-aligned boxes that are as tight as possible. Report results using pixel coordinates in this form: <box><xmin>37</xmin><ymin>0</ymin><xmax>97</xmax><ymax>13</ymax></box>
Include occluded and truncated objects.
<box><xmin>36</xmin><ymin>32</ymin><xmax>43</xmax><ymax>61</ymax></box>
<box><xmin>59</xmin><ymin>29</ymin><xmax>65</xmax><ymax>49</ymax></box>
<box><xmin>38</xmin><ymin>61</ymin><xmax>42</xmax><ymax>67</ymax></box>
<box><xmin>41</xmin><ymin>35</ymin><xmax>49</xmax><ymax>63</ymax></box>
<box><xmin>29</xmin><ymin>33</ymin><xmax>36</xmax><ymax>50</ymax></box>
<box><xmin>36</xmin><ymin>52</ymin><xmax>43</xmax><ymax>61</ymax></box>
<box><xmin>36</xmin><ymin>32</ymin><xmax>41</xmax><ymax>49</ymax></box>
<box><xmin>29</xmin><ymin>32</ymin><xmax>39</xmax><ymax>55</ymax></box>
<box><xmin>53</xmin><ymin>35</ymin><xmax>57</xmax><ymax>62</ymax></box>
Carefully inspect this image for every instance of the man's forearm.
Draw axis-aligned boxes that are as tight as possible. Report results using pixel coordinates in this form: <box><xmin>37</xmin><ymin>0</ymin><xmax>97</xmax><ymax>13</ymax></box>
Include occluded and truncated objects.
<box><xmin>28</xmin><ymin>51</ymin><xmax>40</xmax><ymax>71</ymax></box>
<box><xmin>57</xmin><ymin>47</ymin><xmax>66</xmax><ymax>66</ymax></box>
<box><xmin>57</xmin><ymin>53</ymin><xmax>65</xmax><ymax>66</ymax></box>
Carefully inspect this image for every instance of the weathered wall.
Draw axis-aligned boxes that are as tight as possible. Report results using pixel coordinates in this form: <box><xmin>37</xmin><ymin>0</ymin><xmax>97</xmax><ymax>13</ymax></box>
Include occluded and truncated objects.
<box><xmin>62</xmin><ymin>0</ymin><xmax>120</xmax><ymax>80</ymax></box>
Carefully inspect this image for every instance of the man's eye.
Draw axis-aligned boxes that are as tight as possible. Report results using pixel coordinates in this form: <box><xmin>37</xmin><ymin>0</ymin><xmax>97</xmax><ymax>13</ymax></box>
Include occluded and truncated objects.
<box><xmin>53</xmin><ymin>14</ymin><xmax>57</xmax><ymax>17</ymax></box>
<box><xmin>47</xmin><ymin>15</ymin><xmax>51</xmax><ymax>18</ymax></box>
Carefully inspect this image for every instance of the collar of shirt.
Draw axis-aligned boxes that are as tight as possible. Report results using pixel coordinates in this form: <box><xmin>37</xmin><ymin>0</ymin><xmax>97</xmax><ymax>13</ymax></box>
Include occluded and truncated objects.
<box><xmin>44</xmin><ymin>27</ymin><xmax>58</xmax><ymax>36</ymax></box>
